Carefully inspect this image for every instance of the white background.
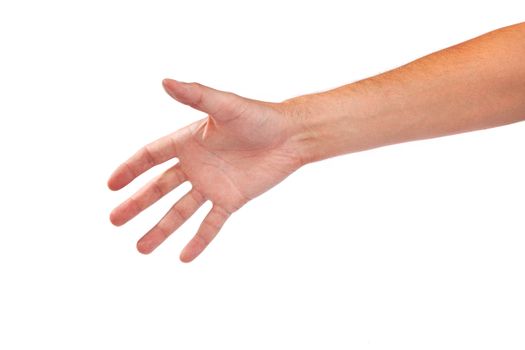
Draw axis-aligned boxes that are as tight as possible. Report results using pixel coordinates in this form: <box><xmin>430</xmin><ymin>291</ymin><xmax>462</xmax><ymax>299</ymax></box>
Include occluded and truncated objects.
<box><xmin>0</xmin><ymin>1</ymin><xmax>524</xmax><ymax>349</ymax></box>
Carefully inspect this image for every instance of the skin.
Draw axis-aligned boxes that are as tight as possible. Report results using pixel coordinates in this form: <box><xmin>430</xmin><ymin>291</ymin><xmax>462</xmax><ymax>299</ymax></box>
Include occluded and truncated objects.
<box><xmin>108</xmin><ymin>22</ymin><xmax>525</xmax><ymax>262</ymax></box>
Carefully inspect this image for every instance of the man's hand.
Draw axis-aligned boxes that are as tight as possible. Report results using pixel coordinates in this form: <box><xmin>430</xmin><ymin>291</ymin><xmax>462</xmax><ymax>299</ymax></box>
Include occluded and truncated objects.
<box><xmin>109</xmin><ymin>23</ymin><xmax>525</xmax><ymax>263</ymax></box>
<box><xmin>108</xmin><ymin>79</ymin><xmax>303</xmax><ymax>262</ymax></box>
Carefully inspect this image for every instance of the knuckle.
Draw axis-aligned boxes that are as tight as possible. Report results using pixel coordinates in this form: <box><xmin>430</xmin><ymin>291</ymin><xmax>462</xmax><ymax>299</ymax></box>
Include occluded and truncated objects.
<box><xmin>203</xmin><ymin>218</ymin><xmax>222</xmax><ymax>233</ymax></box>
<box><xmin>155</xmin><ymin>223</ymin><xmax>171</xmax><ymax>239</ymax></box>
<box><xmin>151</xmin><ymin>180</ymin><xmax>164</xmax><ymax>197</ymax></box>
<box><xmin>142</xmin><ymin>145</ymin><xmax>156</xmax><ymax>166</ymax></box>
<box><xmin>194</xmin><ymin>233</ymin><xmax>209</xmax><ymax>248</ymax></box>
<box><xmin>188</xmin><ymin>83</ymin><xmax>204</xmax><ymax>108</ymax></box>
<box><xmin>174</xmin><ymin>206</ymin><xmax>190</xmax><ymax>220</ymax></box>
<box><xmin>190</xmin><ymin>189</ymin><xmax>205</xmax><ymax>203</ymax></box>
<box><xmin>174</xmin><ymin>168</ymin><xmax>186</xmax><ymax>184</ymax></box>
<box><xmin>128</xmin><ymin>196</ymin><xmax>143</xmax><ymax>212</ymax></box>
<box><xmin>123</xmin><ymin>161</ymin><xmax>137</xmax><ymax>178</ymax></box>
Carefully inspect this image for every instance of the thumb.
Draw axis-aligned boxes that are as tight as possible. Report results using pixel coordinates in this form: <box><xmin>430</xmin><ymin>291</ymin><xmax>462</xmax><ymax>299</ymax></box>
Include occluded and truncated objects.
<box><xmin>162</xmin><ymin>79</ymin><xmax>247</xmax><ymax>122</ymax></box>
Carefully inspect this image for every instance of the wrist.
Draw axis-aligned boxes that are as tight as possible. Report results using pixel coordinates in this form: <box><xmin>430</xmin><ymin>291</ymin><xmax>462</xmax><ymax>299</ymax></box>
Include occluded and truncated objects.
<box><xmin>281</xmin><ymin>86</ymin><xmax>366</xmax><ymax>165</ymax></box>
<box><xmin>280</xmin><ymin>79</ymin><xmax>411</xmax><ymax>165</ymax></box>
<box><xmin>281</xmin><ymin>94</ymin><xmax>324</xmax><ymax>165</ymax></box>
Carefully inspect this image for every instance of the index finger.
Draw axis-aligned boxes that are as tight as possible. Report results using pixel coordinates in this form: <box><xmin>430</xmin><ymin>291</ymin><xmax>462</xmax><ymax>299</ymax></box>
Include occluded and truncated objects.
<box><xmin>108</xmin><ymin>133</ymin><xmax>179</xmax><ymax>191</ymax></box>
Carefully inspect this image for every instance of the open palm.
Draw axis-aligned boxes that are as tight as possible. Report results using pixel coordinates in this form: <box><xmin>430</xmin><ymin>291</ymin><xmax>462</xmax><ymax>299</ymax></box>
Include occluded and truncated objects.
<box><xmin>108</xmin><ymin>79</ymin><xmax>303</xmax><ymax>262</ymax></box>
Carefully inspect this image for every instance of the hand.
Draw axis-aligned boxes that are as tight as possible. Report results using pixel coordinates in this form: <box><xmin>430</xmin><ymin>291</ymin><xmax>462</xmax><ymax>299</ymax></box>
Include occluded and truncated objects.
<box><xmin>108</xmin><ymin>79</ymin><xmax>304</xmax><ymax>262</ymax></box>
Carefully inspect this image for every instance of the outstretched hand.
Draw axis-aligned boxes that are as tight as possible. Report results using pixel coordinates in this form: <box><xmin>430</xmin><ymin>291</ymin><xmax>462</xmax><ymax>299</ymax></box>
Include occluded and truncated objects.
<box><xmin>108</xmin><ymin>79</ymin><xmax>304</xmax><ymax>262</ymax></box>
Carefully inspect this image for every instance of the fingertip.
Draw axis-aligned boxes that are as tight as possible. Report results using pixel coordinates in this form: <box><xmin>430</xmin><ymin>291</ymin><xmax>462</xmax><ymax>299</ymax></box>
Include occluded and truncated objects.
<box><xmin>179</xmin><ymin>242</ymin><xmax>194</xmax><ymax>263</ymax></box>
<box><xmin>179</xmin><ymin>241</ymin><xmax>202</xmax><ymax>263</ymax></box>
<box><xmin>107</xmin><ymin>166</ymin><xmax>133</xmax><ymax>191</ymax></box>
<box><xmin>179</xmin><ymin>252</ymin><xmax>194</xmax><ymax>263</ymax></box>
<box><xmin>162</xmin><ymin>79</ymin><xmax>177</xmax><ymax>98</ymax></box>
<box><xmin>162</xmin><ymin>78</ymin><xmax>195</xmax><ymax>104</ymax></box>
<box><xmin>163</xmin><ymin>78</ymin><xmax>176</xmax><ymax>85</ymax></box>
<box><xmin>137</xmin><ymin>239</ymin><xmax>153</xmax><ymax>255</ymax></box>
<box><xmin>108</xmin><ymin>180</ymin><xmax>125</xmax><ymax>191</ymax></box>
<box><xmin>109</xmin><ymin>210</ymin><xmax>119</xmax><ymax>226</ymax></box>
<box><xmin>107</xmin><ymin>168</ymin><xmax>126</xmax><ymax>191</ymax></box>
<box><xmin>107</xmin><ymin>176</ymin><xmax>119</xmax><ymax>191</ymax></box>
<box><xmin>109</xmin><ymin>209</ymin><xmax>126</xmax><ymax>227</ymax></box>
<box><xmin>162</xmin><ymin>78</ymin><xmax>179</xmax><ymax>92</ymax></box>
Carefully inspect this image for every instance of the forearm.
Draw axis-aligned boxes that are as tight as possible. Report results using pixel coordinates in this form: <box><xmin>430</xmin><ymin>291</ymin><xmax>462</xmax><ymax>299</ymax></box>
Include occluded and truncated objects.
<box><xmin>286</xmin><ymin>22</ymin><xmax>525</xmax><ymax>164</ymax></box>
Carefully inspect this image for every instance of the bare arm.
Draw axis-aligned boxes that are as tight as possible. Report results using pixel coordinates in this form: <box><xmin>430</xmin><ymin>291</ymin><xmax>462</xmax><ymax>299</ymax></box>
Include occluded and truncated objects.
<box><xmin>109</xmin><ymin>23</ymin><xmax>525</xmax><ymax>262</ymax></box>
<box><xmin>286</xmin><ymin>22</ymin><xmax>525</xmax><ymax>163</ymax></box>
